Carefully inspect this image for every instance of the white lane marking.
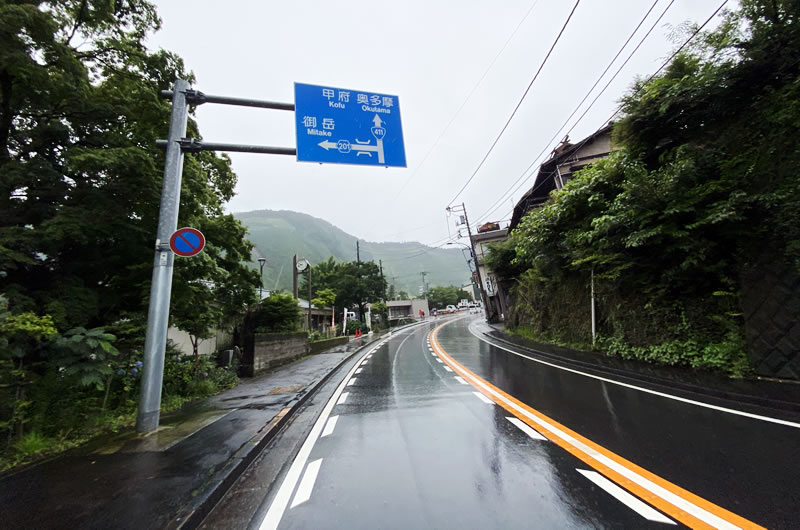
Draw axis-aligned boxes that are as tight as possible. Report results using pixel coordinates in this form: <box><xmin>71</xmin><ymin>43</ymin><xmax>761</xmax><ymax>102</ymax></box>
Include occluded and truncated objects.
<box><xmin>473</xmin><ymin>391</ymin><xmax>495</xmax><ymax>405</ymax></box>
<box><xmin>259</xmin><ymin>343</ymin><xmax>370</xmax><ymax>530</ymax></box>
<box><xmin>577</xmin><ymin>469</ymin><xmax>676</xmax><ymax>525</ymax></box>
<box><xmin>347</xmin><ymin>378</ymin><xmax>357</xmax><ymax>386</ymax></box>
<box><xmin>506</xmin><ymin>416</ymin><xmax>547</xmax><ymax>441</ymax></box>
<box><xmin>321</xmin><ymin>415</ymin><xmax>338</xmax><ymax>438</ymax></box>
<box><xmin>469</xmin><ymin>324</ymin><xmax>800</xmax><ymax>430</ymax></box>
<box><xmin>449</xmin><ymin>352</ymin><xmax>739</xmax><ymax>530</ymax></box>
<box><xmin>443</xmin><ymin>366</ymin><xmax>453</xmax><ymax>372</ymax></box>
<box><xmin>355</xmin><ymin>368</ymin><xmax>363</xmax><ymax>375</ymax></box>
<box><xmin>290</xmin><ymin>458</ymin><xmax>323</xmax><ymax>508</ymax></box>
<box><xmin>435</xmin><ymin>358</ymin><xmax>444</xmax><ymax>364</ymax></box>
<box><xmin>427</xmin><ymin>346</ymin><xmax>434</xmax><ymax>351</ymax></box>
<box><xmin>360</xmin><ymin>360</ymin><xmax>369</xmax><ymax>366</ymax></box>
<box><xmin>454</xmin><ymin>376</ymin><xmax>469</xmax><ymax>385</ymax></box>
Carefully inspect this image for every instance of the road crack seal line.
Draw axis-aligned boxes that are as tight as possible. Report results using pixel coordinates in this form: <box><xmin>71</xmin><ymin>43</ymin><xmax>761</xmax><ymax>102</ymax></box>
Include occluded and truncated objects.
<box><xmin>430</xmin><ymin>319</ymin><xmax>764</xmax><ymax>530</ymax></box>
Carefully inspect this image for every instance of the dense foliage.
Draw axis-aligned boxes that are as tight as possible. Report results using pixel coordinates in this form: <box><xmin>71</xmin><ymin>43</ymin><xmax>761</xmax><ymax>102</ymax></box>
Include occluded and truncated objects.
<box><xmin>250</xmin><ymin>292</ymin><xmax>302</xmax><ymax>333</ymax></box>
<box><xmin>426</xmin><ymin>285</ymin><xmax>466</xmax><ymax>309</ymax></box>
<box><xmin>299</xmin><ymin>257</ymin><xmax>387</xmax><ymax>323</ymax></box>
<box><xmin>0</xmin><ymin>1</ymin><xmax>257</xmax><ymax>465</ymax></box>
<box><xmin>504</xmin><ymin>0</ymin><xmax>800</xmax><ymax>376</ymax></box>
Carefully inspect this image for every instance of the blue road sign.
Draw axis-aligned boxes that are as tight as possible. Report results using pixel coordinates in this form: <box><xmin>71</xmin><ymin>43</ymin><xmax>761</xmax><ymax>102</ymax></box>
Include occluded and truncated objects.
<box><xmin>169</xmin><ymin>227</ymin><xmax>205</xmax><ymax>257</ymax></box>
<box><xmin>294</xmin><ymin>82</ymin><xmax>406</xmax><ymax>167</ymax></box>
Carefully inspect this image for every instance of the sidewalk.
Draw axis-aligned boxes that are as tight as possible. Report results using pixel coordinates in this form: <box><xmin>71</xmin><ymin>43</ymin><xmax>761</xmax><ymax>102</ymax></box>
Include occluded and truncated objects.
<box><xmin>0</xmin><ymin>334</ymin><xmax>380</xmax><ymax>530</ymax></box>
<box><xmin>476</xmin><ymin>321</ymin><xmax>800</xmax><ymax>413</ymax></box>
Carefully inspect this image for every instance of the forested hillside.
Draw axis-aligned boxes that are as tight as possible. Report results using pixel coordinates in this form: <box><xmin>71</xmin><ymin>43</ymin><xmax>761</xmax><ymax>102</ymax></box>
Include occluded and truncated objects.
<box><xmin>236</xmin><ymin>210</ymin><xmax>469</xmax><ymax>294</ymax></box>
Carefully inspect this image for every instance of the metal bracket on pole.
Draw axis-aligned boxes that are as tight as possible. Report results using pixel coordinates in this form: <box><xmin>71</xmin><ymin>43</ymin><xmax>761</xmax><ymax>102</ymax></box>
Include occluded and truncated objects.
<box><xmin>160</xmin><ymin>89</ymin><xmax>295</xmax><ymax>111</ymax></box>
<box><xmin>155</xmin><ymin>138</ymin><xmax>296</xmax><ymax>156</ymax></box>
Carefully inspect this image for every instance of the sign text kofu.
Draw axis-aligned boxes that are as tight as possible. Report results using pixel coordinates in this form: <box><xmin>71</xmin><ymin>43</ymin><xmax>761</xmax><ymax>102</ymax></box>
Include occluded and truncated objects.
<box><xmin>294</xmin><ymin>82</ymin><xmax>406</xmax><ymax>167</ymax></box>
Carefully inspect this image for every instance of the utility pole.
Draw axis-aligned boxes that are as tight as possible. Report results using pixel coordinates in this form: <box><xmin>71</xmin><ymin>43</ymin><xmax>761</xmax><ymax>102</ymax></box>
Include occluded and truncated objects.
<box><xmin>447</xmin><ymin>203</ymin><xmax>489</xmax><ymax>320</ymax></box>
<box><xmin>292</xmin><ymin>254</ymin><xmax>298</xmax><ymax>299</ymax></box>
<box><xmin>379</xmin><ymin>259</ymin><xmax>386</xmax><ymax>301</ymax></box>
<box><xmin>356</xmin><ymin>240</ymin><xmax>360</xmax><ymax>263</ymax></box>
<box><xmin>308</xmin><ymin>265</ymin><xmax>312</xmax><ymax>332</ymax></box>
<box><xmin>420</xmin><ymin>271</ymin><xmax>428</xmax><ymax>299</ymax></box>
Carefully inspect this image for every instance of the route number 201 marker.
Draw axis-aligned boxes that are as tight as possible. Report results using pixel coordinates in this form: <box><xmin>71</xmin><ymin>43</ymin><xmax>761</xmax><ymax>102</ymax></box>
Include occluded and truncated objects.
<box><xmin>169</xmin><ymin>227</ymin><xmax>205</xmax><ymax>257</ymax></box>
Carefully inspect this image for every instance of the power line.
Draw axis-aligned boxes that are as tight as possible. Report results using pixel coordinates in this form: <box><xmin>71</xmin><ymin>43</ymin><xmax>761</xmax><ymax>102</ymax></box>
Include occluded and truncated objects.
<box><xmin>394</xmin><ymin>0</ymin><xmax>542</xmax><ymax>199</ymax></box>
<box><xmin>446</xmin><ymin>0</ymin><xmax>582</xmax><ymax>207</ymax></box>
<box><xmin>474</xmin><ymin>0</ymin><xmax>670</xmax><ymax>224</ymax></box>
<box><xmin>480</xmin><ymin>0</ymin><xmax>729</xmax><ymax>228</ymax></box>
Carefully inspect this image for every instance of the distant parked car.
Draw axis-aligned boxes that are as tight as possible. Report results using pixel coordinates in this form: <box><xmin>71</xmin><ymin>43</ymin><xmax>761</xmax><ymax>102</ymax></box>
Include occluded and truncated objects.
<box><xmin>445</xmin><ymin>304</ymin><xmax>457</xmax><ymax>313</ymax></box>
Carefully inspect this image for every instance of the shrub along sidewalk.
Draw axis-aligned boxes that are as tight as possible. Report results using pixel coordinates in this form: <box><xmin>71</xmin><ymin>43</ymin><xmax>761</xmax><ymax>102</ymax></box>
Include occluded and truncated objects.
<box><xmin>0</xmin><ymin>334</ymin><xmax>374</xmax><ymax>530</ymax></box>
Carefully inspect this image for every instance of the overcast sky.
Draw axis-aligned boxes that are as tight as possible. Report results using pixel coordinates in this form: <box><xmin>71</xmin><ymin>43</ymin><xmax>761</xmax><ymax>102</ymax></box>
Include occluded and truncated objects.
<box><xmin>147</xmin><ymin>0</ymin><xmax>732</xmax><ymax>245</ymax></box>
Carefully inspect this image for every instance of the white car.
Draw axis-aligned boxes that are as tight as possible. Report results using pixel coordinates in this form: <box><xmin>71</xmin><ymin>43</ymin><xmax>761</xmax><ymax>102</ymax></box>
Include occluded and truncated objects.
<box><xmin>445</xmin><ymin>305</ymin><xmax>457</xmax><ymax>313</ymax></box>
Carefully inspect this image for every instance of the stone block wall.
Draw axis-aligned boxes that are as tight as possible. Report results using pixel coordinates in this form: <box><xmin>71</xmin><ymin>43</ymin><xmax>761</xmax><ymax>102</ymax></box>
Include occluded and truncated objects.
<box><xmin>240</xmin><ymin>332</ymin><xmax>308</xmax><ymax>377</ymax></box>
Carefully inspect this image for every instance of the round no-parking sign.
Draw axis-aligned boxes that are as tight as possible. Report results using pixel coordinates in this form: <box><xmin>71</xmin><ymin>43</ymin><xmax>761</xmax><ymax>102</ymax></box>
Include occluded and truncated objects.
<box><xmin>169</xmin><ymin>227</ymin><xmax>205</xmax><ymax>257</ymax></box>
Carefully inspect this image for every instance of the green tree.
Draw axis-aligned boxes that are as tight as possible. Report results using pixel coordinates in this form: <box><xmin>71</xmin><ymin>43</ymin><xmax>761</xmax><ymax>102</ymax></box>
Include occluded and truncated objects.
<box><xmin>387</xmin><ymin>284</ymin><xmax>396</xmax><ymax>300</ymax></box>
<box><xmin>507</xmin><ymin>0</ymin><xmax>800</xmax><ymax>374</ymax></box>
<box><xmin>300</xmin><ymin>259</ymin><xmax>386</xmax><ymax>322</ymax></box>
<box><xmin>426</xmin><ymin>286</ymin><xmax>462</xmax><ymax>309</ymax></box>
<box><xmin>311</xmin><ymin>288</ymin><xmax>336</xmax><ymax>309</ymax></box>
<box><xmin>0</xmin><ymin>0</ymin><xmax>257</xmax><ymax>333</ymax></box>
<box><xmin>251</xmin><ymin>292</ymin><xmax>301</xmax><ymax>333</ymax></box>
<box><xmin>0</xmin><ymin>298</ymin><xmax>58</xmax><ymax>438</ymax></box>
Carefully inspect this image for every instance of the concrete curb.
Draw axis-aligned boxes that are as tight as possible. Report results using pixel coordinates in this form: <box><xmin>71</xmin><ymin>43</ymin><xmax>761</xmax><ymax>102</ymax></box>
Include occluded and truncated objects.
<box><xmin>480</xmin><ymin>326</ymin><xmax>800</xmax><ymax>414</ymax></box>
<box><xmin>178</xmin><ymin>324</ymin><xmax>422</xmax><ymax>529</ymax></box>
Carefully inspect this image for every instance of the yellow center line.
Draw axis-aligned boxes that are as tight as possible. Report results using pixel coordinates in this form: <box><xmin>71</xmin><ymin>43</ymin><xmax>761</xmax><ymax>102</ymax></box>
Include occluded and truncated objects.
<box><xmin>430</xmin><ymin>319</ymin><xmax>764</xmax><ymax>530</ymax></box>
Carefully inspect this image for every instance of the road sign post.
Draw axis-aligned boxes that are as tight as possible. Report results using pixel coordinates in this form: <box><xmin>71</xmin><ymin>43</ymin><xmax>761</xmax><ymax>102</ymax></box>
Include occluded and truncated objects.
<box><xmin>137</xmin><ymin>79</ymin><xmax>190</xmax><ymax>434</ymax></box>
<box><xmin>140</xmin><ymin>79</ymin><xmax>404</xmax><ymax>433</ymax></box>
<box><xmin>294</xmin><ymin>83</ymin><xmax>406</xmax><ymax>167</ymax></box>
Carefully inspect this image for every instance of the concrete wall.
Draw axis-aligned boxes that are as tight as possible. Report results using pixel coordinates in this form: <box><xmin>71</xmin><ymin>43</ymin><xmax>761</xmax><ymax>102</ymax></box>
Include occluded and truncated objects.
<box><xmin>309</xmin><ymin>336</ymin><xmax>348</xmax><ymax>355</ymax></box>
<box><xmin>241</xmin><ymin>332</ymin><xmax>309</xmax><ymax>377</ymax></box>
<box><xmin>166</xmin><ymin>327</ymin><xmax>233</xmax><ymax>357</ymax></box>
<box><xmin>167</xmin><ymin>327</ymin><xmax>217</xmax><ymax>357</ymax></box>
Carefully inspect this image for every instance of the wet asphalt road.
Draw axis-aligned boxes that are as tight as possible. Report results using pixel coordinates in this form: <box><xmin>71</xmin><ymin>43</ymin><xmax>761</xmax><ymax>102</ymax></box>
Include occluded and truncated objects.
<box><xmin>233</xmin><ymin>317</ymin><xmax>800</xmax><ymax>530</ymax></box>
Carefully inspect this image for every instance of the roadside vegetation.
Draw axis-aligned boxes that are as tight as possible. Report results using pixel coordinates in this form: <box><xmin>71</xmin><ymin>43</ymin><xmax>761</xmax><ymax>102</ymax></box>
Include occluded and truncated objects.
<box><xmin>489</xmin><ymin>0</ymin><xmax>800</xmax><ymax>377</ymax></box>
<box><xmin>0</xmin><ymin>2</ymin><xmax>258</xmax><ymax>469</ymax></box>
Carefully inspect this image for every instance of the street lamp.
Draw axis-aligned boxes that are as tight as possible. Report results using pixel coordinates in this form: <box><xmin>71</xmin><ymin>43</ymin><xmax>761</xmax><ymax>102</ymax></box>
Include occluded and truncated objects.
<box><xmin>257</xmin><ymin>258</ymin><xmax>266</xmax><ymax>300</ymax></box>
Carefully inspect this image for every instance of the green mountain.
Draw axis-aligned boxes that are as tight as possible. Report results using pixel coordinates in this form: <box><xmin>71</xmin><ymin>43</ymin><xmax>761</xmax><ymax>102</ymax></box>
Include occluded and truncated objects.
<box><xmin>235</xmin><ymin>210</ymin><xmax>471</xmax><ymax>295</ymax></box>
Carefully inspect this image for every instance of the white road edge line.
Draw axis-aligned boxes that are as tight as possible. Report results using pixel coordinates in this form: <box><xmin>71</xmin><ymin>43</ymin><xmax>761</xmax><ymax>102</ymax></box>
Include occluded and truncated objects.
<box><xmin>473</xmin><ymin>391</ymin><xmax>494</xmax><ymax>405</ymax></box>
<box><xmin>321</xmin><ymin>415</ymin><xmax>338</xmax><ymax>438</ymax></box>
<box><xmin>258</xmin><ymin>335</ymin><xmax>376</xmax><ymax>530</ymax></box>
<box><xmin>577</xmin><ymin>469</ymin><xmax>675</xmax><ymax>525</ymax></box>
<box><xmin>454</xmin><ymin>376</ymin><xmax>468</xmax><ymax>385</ymax></box>
<box><xmin>443</xmin><ymin>366</ymin><xmax>453</xmax><ymax>372</ymax></box>
<box><xmin>290</xmin><ymin>458</ymin><xmax>323</xmax><ymax>508</ymax></box>
<box><xmin>347</xmin><ymin>378</ymin><xmax>357</xmax><ymax>386</ymax></box>
<box><xmin>468</xmin><ymin>324</ymin><xmax>800</xmax><ymax>430</ymax></box>
<box><xmin>506</xmin><ymin>416</ymin><xmax>547</xmax><ymax>441</ymax></box>
<box><xmin>451</xmin><ymin>348</ymin><xmax>739</xmax><ymax>530</ymax></box>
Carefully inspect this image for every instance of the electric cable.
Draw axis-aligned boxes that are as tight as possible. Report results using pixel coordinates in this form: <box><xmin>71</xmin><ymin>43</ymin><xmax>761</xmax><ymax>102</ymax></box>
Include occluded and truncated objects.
<box><xmin>446</xmin><ymin>0</ymin><xmax>582</xmax><ymax>206</ymax></box>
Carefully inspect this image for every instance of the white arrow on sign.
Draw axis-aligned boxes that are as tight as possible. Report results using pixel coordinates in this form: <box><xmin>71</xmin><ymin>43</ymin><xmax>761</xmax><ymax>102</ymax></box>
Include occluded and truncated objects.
<box><xmin>317</xmin><ymin>114</ymin><xmax>386</xmax><ymax>164</ymax></box>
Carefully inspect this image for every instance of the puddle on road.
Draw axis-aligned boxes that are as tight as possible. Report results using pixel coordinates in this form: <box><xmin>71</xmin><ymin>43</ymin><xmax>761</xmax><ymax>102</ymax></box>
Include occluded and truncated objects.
<box><xmin>268</xmin><ymin>385</ymin><xmax>303</xmax><ymax>395</ymax></box>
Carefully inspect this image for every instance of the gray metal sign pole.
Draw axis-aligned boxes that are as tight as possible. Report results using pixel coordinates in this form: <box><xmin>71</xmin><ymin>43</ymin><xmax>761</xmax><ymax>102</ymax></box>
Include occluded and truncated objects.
<box><xmin>136</xmin><ymin>82</ymin><xmax>295</xmax><ymax>434</ymax></box>
<box><xmin>136</xmin><ymin>79</ymin><xmax>190</xmax><ymax>433</ymax></box>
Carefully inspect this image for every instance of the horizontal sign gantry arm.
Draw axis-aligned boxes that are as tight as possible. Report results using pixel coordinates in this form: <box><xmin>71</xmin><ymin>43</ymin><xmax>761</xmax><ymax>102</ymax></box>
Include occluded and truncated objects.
<box><xmin>155</xmin><ymin>138</ymin><xmax>296</xmax><ymax>156</ymax></box>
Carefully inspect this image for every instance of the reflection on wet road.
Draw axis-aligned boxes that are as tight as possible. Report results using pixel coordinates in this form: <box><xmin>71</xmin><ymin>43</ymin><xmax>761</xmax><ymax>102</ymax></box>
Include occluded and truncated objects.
<box><xmin>258</xmin><ymin>317</ymin><xmax>797</xmax><ymax>529</ymax></box>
